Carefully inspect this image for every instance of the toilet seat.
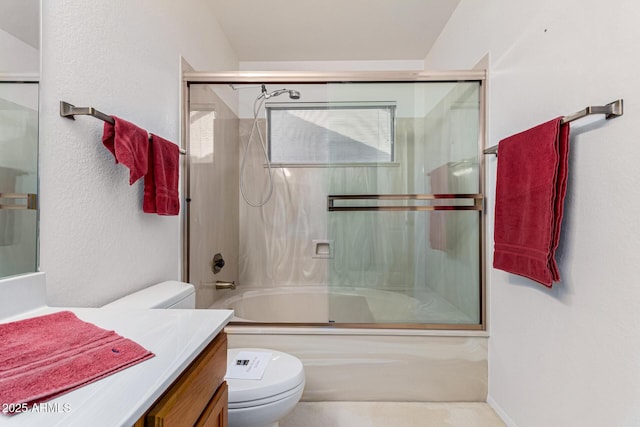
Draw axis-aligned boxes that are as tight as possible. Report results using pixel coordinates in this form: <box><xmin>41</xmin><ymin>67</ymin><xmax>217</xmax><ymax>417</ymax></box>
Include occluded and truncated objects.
<box><xmin>226</xmin><ymin>348</ymin><xmax>305</xmax><ymax>407</ymax></box>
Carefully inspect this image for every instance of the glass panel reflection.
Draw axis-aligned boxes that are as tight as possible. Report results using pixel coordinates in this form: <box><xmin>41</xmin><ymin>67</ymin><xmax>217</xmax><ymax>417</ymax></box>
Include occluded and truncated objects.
<box><xmin>0</xmin><ymin>83</ymin><xmax>39</xmax><ymax>278</ymax></box>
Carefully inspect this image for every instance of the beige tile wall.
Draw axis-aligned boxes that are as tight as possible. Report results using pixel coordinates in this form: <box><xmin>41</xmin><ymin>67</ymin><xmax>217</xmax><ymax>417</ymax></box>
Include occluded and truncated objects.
<box><xmin>189</xmin><ymin>85</ymin><xmax>240</xmax><ymax>308</ymax></box>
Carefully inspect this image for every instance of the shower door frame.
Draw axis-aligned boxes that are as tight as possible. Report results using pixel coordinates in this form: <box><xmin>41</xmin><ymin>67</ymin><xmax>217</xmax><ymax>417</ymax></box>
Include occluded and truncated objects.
<box><xmin>182</xmin><ymin>70</ymin><xmax>487</xmax><ymax>331</ymax></box>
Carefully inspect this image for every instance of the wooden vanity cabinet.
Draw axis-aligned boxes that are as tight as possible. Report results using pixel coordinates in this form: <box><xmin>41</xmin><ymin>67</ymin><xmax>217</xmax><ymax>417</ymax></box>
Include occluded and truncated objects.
<box><xmin>134</xmin><ymin>332</ymin><xmax>228</xmax><ymax>427</ymax></box>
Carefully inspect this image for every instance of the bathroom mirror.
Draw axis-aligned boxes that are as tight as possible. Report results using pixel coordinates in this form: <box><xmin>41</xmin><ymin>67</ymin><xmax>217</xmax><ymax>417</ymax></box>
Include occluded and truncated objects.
<box><xmin>0</xmin><ymin>0</ymin><xmax>40</xmax><ymax>279</ymax></box>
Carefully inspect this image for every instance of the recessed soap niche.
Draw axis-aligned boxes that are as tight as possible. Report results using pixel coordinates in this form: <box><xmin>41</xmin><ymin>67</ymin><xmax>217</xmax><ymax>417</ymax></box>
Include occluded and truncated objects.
<box><xmin>312</xmin><ymin>240</ymin><xmax>334</xmax><ymax>259</ymax></box>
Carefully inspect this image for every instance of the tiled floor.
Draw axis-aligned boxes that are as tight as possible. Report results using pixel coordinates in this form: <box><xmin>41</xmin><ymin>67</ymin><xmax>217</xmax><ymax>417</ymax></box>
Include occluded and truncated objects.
<box><xmin>280</xmin><ymin>402</ymin><xmax>506</xmax><ymax>427</ymax></box>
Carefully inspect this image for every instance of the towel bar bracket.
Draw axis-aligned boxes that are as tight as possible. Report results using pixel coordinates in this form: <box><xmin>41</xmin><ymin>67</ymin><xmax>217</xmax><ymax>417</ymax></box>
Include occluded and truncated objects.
<box><xmin>59</xmin><ymin>100</ymin><xmax>186</xmax><ymax>155</ymax></box>
<box><xmin>562</xmin><ymin>99</ymin><xmax>623</xmax><ymax>123</ymax></box>
<box><xmin>60</xmin><ymin>101</ymin><xmax>115</xmax><ymax>125</ymax></box>
<box><xmin>483</xmin><ymin>99</ymin><xmax>623</xmax><ymax>156</ymax></box>
<box><xmin>59</xmin><ymin>101</ymin><xmax>76</xmax><ymax>119</ymax></box>
<box><xmin>602</xmin><ymin>99</ymin><xmax>623</xmax><ymax>120</ymax></box>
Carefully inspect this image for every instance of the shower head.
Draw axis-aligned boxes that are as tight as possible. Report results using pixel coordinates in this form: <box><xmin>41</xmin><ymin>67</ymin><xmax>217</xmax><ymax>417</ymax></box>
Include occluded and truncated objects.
<box><xmin>259</xmin><ymin>85</ymin><xmax>301</xmax><ymax>100</ymax></box>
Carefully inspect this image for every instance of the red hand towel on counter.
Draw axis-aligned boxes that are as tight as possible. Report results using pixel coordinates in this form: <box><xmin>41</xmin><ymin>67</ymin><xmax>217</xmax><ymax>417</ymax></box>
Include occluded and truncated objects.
<box><xmin>0</xmin><ymin>311</ymin><xmax>154</xmax><ymax>415</ymax></box>
<box><xmin>102</xmin><ymin>116</ymin><xmax>149</xmax><ymax>185</ymax></box>
<box><xmin>143</xmin><ymin>134</ymin><xmax>180</xmax><ymax>215</ymax></box>
<box><xmin>493</xmin><ymin>117</ymin><xmax>570</xmax><ymax>287</ymax></box>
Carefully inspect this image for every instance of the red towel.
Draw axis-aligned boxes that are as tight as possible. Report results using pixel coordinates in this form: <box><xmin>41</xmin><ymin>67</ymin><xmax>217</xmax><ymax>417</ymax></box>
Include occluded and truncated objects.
<box><xmin>0</xmin><ymin>311</ymin><xmax>154</xmax><ymax>415</ymax></box>
<box><xmin>143</xmin><ymin>134</ymin><xmax>180</xmax><ymax>215</ymax></box>
<box><xmin>493</xmin><ymin>117</ymin><xmax>570</xmax><ymax>287</ymax></box>
<box><xmin>102</xmin><ymin>116</ymin><xmax>149</xmax><ymax>185</ymax></box>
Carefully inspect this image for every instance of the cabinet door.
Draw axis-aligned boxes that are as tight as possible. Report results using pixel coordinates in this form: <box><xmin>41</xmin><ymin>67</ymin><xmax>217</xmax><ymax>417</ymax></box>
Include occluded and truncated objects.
<box><xmin>146</xmin><ymin>333</ymin><xmax>227</xmax><ymax>427</ymax></box>
<box><xmin>195</xmin><ymin>381</ymin><xmax>228</xmax><ymax>427</ymax></box>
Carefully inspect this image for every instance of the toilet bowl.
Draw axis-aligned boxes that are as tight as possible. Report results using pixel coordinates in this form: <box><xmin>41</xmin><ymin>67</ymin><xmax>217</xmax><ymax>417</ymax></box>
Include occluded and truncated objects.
<box><xmin>104</xmin><ymin>281</ymin><xmax>305</xmax><ymax>427</ymax></box>
<box><xmin>226</xmin><ymin>348</ymin><xmax>305</xmax><ymax>427</ymax></box>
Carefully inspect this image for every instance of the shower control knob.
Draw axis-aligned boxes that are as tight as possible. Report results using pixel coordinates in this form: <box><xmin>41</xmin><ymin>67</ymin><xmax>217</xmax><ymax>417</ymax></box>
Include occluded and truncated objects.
<box><xmin>211</xmin><ymin>253</ymin><xmax>225</xmax><ymax>274</ymax></box>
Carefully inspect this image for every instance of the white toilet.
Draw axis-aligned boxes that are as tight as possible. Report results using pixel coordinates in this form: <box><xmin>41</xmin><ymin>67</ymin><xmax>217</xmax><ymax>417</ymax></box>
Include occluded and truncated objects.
<box><xmin>103</xmin><ymin>281</ymin><xmax>305</xmax><ymax>427</ymax></box>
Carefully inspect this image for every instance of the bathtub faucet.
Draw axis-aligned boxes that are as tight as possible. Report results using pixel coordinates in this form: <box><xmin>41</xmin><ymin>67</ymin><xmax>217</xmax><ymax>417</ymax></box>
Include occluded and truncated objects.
<box><xmin>215</xmin><ymin>280</ymin><xmax>236</xmax><ymax>290</ymax></box>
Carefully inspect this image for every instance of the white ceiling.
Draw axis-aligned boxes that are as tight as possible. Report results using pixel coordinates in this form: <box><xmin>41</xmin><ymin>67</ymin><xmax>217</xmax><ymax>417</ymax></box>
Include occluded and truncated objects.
<box><xmin>209</xmin><ymin>0</ymin><xmax>461</xmax><ymax>62</ymax></box>
<box><xmin>0</xmin><ymin>1</ymin><xmax>460</xmax><ymax>62</ymax></box>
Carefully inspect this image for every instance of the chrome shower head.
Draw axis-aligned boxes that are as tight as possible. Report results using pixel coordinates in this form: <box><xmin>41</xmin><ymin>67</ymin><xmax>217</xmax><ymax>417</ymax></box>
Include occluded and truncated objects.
<box><xmin>288</xmin><ymin>90</ymin><xmax>301</xmax><ymax>100</ymax></box>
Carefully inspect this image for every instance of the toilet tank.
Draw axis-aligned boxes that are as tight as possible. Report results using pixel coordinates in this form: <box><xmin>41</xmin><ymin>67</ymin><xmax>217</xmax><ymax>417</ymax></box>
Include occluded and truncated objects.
<box><xmin>103</xmin><ymin>281</ymin><xmax>196</xmax><ymax>309</ymax></box>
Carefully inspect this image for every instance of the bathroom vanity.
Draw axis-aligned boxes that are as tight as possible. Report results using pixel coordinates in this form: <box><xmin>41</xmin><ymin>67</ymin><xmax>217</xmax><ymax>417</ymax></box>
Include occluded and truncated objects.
<box><xmin>135</xmin><ymin>330</ymin><xmax>228</xmax><ymax>426</ymax></box>
<box><xmin>0</xmin><ymin>304</ymin><xmax>233</xmax><ymax>427</ymax></box>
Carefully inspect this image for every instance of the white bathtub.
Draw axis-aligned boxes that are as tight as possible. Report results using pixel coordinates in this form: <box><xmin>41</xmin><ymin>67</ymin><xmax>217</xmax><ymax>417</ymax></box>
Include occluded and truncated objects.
<box><xmin>209</xmin><ymin>286</ymin><xmax>421</xmax><ymax>323</ymax></box>
<box><xmin>208</xmin><ymin>285</ymin><xmax>488</xmax><ymax>402</ymax></box>
<box><xmin>209</xmin><ymin>285</ymin><xmax>477</xmax><ymax>324</ymax></box>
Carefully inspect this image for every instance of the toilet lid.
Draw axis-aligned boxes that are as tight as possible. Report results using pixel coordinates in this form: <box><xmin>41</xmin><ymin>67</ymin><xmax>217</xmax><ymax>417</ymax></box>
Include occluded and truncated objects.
<box><xmin>226</xmin><ymin>348</ymin><xmax>305</xmax><ymax>404</ymax></box>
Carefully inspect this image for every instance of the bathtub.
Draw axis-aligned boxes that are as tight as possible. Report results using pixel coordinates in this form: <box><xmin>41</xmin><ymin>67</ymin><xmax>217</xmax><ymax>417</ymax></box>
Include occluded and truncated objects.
<box><xmin>209</xmin><ymin>285</ymin><xmax>475</xmax><ymax>324</ymax></box>
<box><xmin>209</xmin><ymin>286</ymin><xmax>422</xmax><ymax>323</ymax></box>
<box><xmin>209</xmin><ymin>285</ymin><xmax>488</xmax><ymax>402</ymax></box>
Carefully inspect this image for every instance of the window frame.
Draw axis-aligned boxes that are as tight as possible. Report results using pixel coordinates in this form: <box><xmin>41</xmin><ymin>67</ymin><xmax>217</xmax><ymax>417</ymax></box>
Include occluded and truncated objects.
<box><xmin>265</xmin><ymin>101</ymin><xmax>397</xmax><ymax>167</ymax></box>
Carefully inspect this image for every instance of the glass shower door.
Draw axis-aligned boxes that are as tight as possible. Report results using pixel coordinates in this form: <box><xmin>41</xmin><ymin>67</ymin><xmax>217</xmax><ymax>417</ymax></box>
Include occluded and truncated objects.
<box><xmin>325</xmin><ymin>81</ymin><xmax>483</xmax><ymax>326</ymax></box>
<box><xmin>0</xmin><ymin>83</ymin><xmax>39</xmax><ymax>278</ymax></box>
<box><xmin>201</xmin><ymin>77</ymin><xmax>484</xmax><ymax>328</ymax></box>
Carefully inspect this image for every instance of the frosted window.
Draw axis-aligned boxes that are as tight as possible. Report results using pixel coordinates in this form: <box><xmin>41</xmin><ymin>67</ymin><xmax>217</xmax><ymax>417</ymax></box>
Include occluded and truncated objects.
<box><xmin>267</xmin><ymin>102</ymin><xmax>395</xmax><ymax>164</ymax></box>
<box><xmin>189</xmin><ymin>110</ymin><xmax>216</xmax><ymax>163</ymax></box>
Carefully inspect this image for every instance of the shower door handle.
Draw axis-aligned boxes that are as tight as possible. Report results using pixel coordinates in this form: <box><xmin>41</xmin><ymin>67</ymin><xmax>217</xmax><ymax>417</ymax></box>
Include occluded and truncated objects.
<box><xmin>0</xmin><ymin>193</ymin><xmax>37</xmax><ymax>210</ymax></box>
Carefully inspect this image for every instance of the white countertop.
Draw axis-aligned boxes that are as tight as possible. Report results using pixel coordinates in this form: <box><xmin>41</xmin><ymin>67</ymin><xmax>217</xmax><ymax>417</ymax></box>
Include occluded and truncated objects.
<box><xmin>0</xmin><ymin>306</ymin><xmax>233</xmax><ymax>427</ymax></box>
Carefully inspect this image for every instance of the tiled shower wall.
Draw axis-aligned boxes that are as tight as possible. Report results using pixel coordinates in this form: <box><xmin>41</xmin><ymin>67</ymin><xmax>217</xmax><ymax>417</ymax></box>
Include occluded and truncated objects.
<box><xmin>189</xmin><ymin>85</ymin><xmax>240</xmax><ymax>308</ymax></box>
<box><xmin>237</xmin><ymin>118</ymin><xmax>415</xmax><ymax>290</ymax></box>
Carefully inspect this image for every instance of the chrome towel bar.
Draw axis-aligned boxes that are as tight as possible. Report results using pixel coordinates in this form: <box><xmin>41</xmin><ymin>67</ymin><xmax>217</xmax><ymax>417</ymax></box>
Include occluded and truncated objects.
<box><xmin>483</xmin><ymin>99</ymin><xmax>623</xmax><ymax>156</ymax></box>
<box><xmin>59</xmin><ymin>101</ymin><xmax>187</xmax><ymax>155</ymax></box>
